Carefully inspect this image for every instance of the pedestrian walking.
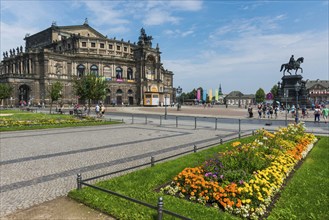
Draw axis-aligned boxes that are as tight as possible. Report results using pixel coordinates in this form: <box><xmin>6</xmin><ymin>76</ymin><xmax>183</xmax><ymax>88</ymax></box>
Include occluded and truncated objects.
<box><xmin>322</xmin><ymin>105</ymin><xmax>328</xmax><ymax>123</ymax></box>
<box><xmin>248</xmin><ymin>105</ymin><xmax>253</xmax><ymax>118</ymax></box>
<box><xmin>95</xmin><ymin>104</ymin><xmax>100</xmax><ymax>117</ymax></box>
<box><xmin>314</xmin><ymin>105</ymin><xmax>321</xmax><ymax>123</ymax></box>
<box><xmin>100</xmin><ymin>104</ymin><xmax>106</xmax><ymax>117</ymax></box>
<box><xmin>258</xmin><ymin>108</ymin><xmax>262</xmax><ymax>119</ymax></box>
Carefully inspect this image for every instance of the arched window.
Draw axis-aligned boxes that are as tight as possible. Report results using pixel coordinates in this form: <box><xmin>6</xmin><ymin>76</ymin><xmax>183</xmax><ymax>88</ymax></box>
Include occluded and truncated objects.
<box><xmin>116</xmin><ymin>67</ymin><xmax>123</xmax><ymax>79</ymax></box>
<box><xmin>77</xmin><ymin>64</ymin><xmax>85</xmax><ymax>77</ymax></box>
<box><xmin>103</xmin><ymin>66</ymin><xmax>112</xmax><ymax>78</ymax></box>
<box><xmin>128</xmin><ymin>89</ymin><xmax>133</xmax><ymax>94</ymax></box>
<box><xmin>127</xmin><ymin>68</ymin><xmax>133</xmax><ymax>80</ymax></box>
<box><xmin>90</xmin><ymin>65</ymin><xmax>98</xmax><ymax>76</ymax></box>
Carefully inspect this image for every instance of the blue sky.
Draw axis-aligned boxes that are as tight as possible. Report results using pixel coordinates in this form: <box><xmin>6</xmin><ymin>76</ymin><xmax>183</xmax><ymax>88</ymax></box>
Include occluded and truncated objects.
<box><xmin>1</xmin><ymin>0</ymin><xmax>328</xmax><ymax>94</ymax></box>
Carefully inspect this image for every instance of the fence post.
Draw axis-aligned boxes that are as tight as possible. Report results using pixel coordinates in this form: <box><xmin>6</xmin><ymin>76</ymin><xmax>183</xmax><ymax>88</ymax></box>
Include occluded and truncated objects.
<box><xmin>194</xmin><ymin>117</ymin><xmax>197</xmax><ymax>130</ymax></box>
<box><xmin>157</xmin><ymin>197</ymin><xmax>164</xmax><ymax>220</ymax></box>
<box><xmin>238</xmin><ymin>119</ymin><xmax>241</xmax><ymax>139</ymax></box>
<box><xmin>132</xmin><ymin>114</ymin><xmax>134</xmax><ymax>124</ymax></box>
<box><xmin>220</xmin><ymin>138</ymin><xmax>223</xmax><ymax>145</ymax></box>
<box><xmin>145</xmin><ymin>115</ymin><xmax>147</xmax><ymax>124</ymax></box>
<box><xmin>77</xmin><ymin>173</ymin><xmax>82</xmax><ymax>190</ymax></box>
<box><xmin>151</xmin><ymin>156</ymin><xmax>155</xmax><ymax>167</ymax></box>
<box><xmin>176</xmin><ymin>116</ymin><xmax>178</xmax><ymax>128</ymax></box>
<box><xmin>160</xmin><ymin>115</ymin><xmax>162</xmax><ymax>126</ymax></box>
<box><xmin>215</xmin><ymin>118</ymin><xmax>217</xmax><ymax>130</ymax></box>
<box><xmin>194</xmin><ymin>144</ymin><xmax>197</xmax><ymax>153</ymax></box>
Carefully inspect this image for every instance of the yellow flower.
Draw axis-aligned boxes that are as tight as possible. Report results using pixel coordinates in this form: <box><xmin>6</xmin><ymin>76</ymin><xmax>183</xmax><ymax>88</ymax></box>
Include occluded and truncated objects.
<box><xmin>232</xmin><ymin>141</ymin><xmax>241</xmax><ymax>147</ymax></box>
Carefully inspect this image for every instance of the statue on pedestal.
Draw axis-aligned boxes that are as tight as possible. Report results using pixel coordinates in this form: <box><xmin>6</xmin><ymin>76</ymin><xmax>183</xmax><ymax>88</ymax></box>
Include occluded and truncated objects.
<box><xmin>280</xmin><ymin>55</ymin><xmax>304</xmax><ymax>75</ymax></box>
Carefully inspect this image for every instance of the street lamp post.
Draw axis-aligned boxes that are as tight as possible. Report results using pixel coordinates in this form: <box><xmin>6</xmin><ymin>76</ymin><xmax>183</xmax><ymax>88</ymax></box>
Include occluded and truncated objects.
<box><xmin>295</xmin><ymin>82</ymin><xmax>301</xmax><ymax>123</ymax></box>
<box><xmin>176</xmin><ymin>86</ymin><xmax>182</xmax><ymax>111</ymax></box>
<box><xmin>164</xmin><ymin>88</ymin><xmax>168</xmax><ymax>119</ymax></box>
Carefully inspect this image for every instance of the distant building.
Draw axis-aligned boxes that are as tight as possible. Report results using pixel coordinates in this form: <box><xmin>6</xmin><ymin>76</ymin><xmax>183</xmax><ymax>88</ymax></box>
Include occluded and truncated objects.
<box><xmin>305</xmin><ymin>79</ymin><xmax>329</xmax><ymax>105</ymax></box>
<box><xmin>224</xmin><ymin>91</ymin><xmax>255</xmax><ymax>106</ymax></box>
<box><xmin>0</xmin><ymin>21</ymin><xmax>173</xmax><ymax>107</ymax></box>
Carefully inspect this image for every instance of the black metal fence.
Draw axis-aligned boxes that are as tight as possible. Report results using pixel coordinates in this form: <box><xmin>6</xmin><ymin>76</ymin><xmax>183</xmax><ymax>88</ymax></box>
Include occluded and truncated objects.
<box><xmin>76</xmin><ymin>132</ymin><xmax>253</xmax><ymax>220</ymax></box>
<box><xmin>117</xmin><ymin>113</ymin><xmax>328</xmax><ymax>135</ymax></box>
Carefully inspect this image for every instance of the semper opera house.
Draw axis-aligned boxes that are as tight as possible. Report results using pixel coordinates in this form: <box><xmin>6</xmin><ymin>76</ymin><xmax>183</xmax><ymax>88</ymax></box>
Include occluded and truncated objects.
<box><xmin>0</xmin><ymin>21</ymin><xmax>174</xmax><ymax>107</ymax></box>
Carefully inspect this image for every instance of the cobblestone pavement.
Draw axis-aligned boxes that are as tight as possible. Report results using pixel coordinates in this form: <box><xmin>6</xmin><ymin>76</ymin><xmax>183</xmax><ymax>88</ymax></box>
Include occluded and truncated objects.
<box><xmin>0</xmin><ymin>120</ymin><xmax>240</xmax><ymax>218</ymax></box>
<box><xmin>0</xmin><ymin>105</ymin><xmax>327</xmax><ymax>219</ymax></box>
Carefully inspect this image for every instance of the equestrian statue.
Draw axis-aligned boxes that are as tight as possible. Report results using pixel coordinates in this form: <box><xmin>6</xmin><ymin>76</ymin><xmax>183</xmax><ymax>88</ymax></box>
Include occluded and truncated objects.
<box><xmin>280</xmin><ymin>55</ymin><xmax>304</xmax><ymax>75</ymax></box>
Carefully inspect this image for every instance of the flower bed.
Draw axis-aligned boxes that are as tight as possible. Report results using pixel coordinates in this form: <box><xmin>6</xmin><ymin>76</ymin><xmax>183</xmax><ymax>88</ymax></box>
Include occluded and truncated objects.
<box><xmin>0</xmin><ymin>116</ymin><xmax>100</xmax><ymax>128</ymax></box>
<box><xmin>161</xmin><ymin>123</ymin><xmax>317</xmax><ymax>219</ymax></box>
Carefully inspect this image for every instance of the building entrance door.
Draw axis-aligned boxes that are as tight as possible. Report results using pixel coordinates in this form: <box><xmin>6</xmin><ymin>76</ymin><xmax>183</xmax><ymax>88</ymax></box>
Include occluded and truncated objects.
<box><xmin>116</xmin><ymin>96</ymin><xmax>122</xmax><ymax>105</ymax></box>
<box><xmin>19</xmin><ymin>84</ymin><xmax>30</xmax><ymax>105</ymax></box>
<box><xmin>128</xmin><ymin>97</ymin><xmax>134</xmax><ymax>105</ymax></box>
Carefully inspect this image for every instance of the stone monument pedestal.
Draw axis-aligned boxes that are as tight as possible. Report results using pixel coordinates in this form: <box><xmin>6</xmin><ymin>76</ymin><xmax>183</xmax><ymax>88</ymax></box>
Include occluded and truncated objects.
<box><xmin>278</xmin><ymin>75</ymin><xmax>308</xmax><ymax>107</ymax></box>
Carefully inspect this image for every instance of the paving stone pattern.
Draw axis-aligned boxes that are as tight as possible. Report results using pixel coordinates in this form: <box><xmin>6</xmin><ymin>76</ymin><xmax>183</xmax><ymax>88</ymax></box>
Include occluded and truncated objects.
<box><xmin>0</xmin><ymin>121</ymin><xmax>239</xmax><ymax>217</ymax></box>
<box><xmin>1</xmin><ymin>106</ymin><xmax>327</xmax><ymax>218</ymax></box>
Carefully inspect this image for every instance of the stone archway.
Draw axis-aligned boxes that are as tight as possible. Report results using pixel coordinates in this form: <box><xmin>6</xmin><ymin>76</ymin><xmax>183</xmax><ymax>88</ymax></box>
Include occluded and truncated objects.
<box><xmin>18</xmin><ymin>84</ymin><xmax>30</xmax><ymax>105</ymax></box>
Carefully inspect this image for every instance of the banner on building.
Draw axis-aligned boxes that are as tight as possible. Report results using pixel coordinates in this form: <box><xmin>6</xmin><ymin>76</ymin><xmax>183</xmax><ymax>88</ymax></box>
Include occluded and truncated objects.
<box><xmin>209</xmin><ymin>89</ymin><xmax>213</xmax><ymax>101</ymax></box>
<box><xmin>197</xmin><ymin>89</ymin><xmax>201</xmax><ymax>101</ymax></box>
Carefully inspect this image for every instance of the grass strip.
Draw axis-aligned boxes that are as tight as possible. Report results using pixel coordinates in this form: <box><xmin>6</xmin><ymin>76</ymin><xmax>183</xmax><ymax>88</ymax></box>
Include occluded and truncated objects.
<box><xmin>0</xmin><ymin>109</ymin><xmax>122</xmax><ymax>131</ymax></box>
<box><xmin>268</xmin><ymin>136</ymin><xmax>329</xmax><ymax>220</ymax></box>
<box><xmin>69</xmin><ymin>136</ymin><xmax>328</xmax><ymax>220</ymax></box>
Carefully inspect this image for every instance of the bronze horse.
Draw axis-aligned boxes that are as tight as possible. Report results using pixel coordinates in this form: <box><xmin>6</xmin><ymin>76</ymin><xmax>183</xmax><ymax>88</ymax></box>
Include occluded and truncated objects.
<box><xmin>280</xmin><ymin>57</ymin><xmax>304</xmax><ymax>75</ymax></box>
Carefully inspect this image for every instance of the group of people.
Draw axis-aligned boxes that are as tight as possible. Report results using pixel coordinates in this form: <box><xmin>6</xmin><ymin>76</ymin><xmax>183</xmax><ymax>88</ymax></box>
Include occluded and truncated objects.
<box><xmin>95</xmin><ymin>103</ymin><xmax>106</xmax><ymax>117</ymax></box>
<box><xmin>247</xmin><ymin>103</ymin><xmax>328</xmax><ymax>123</ymax></box>
<box><xmin>253</xmin><ymin>104</ymin><xmax>279</xmax><ymax>119</ymax></box>
<box><xmin>313</xmin><ymin>105</ymin><xmax>328</xmax><ymax>123</ymax></box>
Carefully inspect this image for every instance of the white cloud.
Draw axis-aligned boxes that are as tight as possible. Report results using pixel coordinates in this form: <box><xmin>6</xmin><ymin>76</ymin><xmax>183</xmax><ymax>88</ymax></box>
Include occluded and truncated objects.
<box><xmin>164</xmin><ymin>30</ymin><xmax>328</xmax><ymax>93</ymax></box>
<box><xmin>163</xmin><ymin>28</ymin><xmax>195</xmax><ymax>38</ymax></box>
<box><xmin>168</xmin><ymin>0</ymin><xmax>203</xmax><ymax>11</ymax></box>
<box><xmin>83</xmin><ymin>1</ymin><xmax>130</xmax><ymax>25</ymax></box>
<box><xmin>143</xmin><ymin>9</ymin><xmax>180</xmax><ymax>26</ymax></box>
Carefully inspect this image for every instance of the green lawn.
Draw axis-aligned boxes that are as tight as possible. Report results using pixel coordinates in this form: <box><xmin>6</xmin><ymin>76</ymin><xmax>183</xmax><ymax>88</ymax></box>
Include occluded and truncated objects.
<box><xmin>268</xmin><ymin>136</ymin><xmax>329</xmax><ymax>220</ymax></box>
<box><xmin>0</xmin><ymin>109</ymin><xmax>121</xmax><ymax>131</ymax></box>
<box><xmin>68</xmin><ymin>136</ymin><xmax>328</xmax><ymax>220</ymax></box>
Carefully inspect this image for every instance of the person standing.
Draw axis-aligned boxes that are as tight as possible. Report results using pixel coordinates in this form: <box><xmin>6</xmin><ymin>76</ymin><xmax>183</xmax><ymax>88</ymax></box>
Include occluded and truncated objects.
<box><xmin>95</xmin><ymin>104</ymin><xmax>100</xmax><ymax>117</ymax></box>
<box><xmin>314</xmin><ymin>105</ymin><xmax>321</xmax><ymax>123</ymax></box>
<box><xmin>322</xmin><ymin>105</ymin><xmax>329</xmax><ymax>123</ymax></box>
<box><xmin>100</xmin><ymin>104</ymin><xmax>106</xmax><ymax>118</ymax></box>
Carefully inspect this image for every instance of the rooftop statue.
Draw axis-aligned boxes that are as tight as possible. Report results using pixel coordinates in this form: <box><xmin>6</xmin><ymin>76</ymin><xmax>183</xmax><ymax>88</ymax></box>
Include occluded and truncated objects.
<box><xmin>280</xmin><ymin>55</ymin><xmax>304</xmax><ymax>75</ymax></box>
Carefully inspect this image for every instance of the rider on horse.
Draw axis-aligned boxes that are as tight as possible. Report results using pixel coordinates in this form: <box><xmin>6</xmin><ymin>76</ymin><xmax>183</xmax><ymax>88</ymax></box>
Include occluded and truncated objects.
<box><xmin>289</xmin><ymin>55</ymin><xmax>295</xmax><ymax>68</ymax></box>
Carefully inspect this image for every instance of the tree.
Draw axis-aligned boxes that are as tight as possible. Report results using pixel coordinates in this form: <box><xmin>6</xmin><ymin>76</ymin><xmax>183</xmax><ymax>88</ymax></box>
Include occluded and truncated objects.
<box><xmin>270</xmin><ymin>85</ymin><xmax>279</xmax><ymax>101</ymax></box>
<box><xmin>73</xmin><ymin>73</ymin><xmax>107</xmax><ymax>114</ymax></box>
<box><xmin>0</xmin><ymin>83</ymin><xmax>13</xmax><ymax>106</ymax></box>
<box><xmin>47</xmin><ymin>81</ymin><xmax>63</xmax><ymax>114</ymax></box>
<box><xmin>255</xmin><ymin>88</ymin><xmax>265</xmax><ymax>103</ymax></box>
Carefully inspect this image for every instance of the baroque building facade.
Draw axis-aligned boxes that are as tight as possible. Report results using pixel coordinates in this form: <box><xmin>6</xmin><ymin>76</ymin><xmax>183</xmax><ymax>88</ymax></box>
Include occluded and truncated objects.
<box><xmin>0</xmin><ymin>21</ymin><xmax>173</xmax><ymax>106</ymax></box>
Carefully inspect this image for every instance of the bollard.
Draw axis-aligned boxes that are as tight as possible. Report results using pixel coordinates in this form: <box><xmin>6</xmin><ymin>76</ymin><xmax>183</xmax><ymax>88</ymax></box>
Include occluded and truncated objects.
<box><xmin>151</xmin><ymin>156</ymin><xmax>155</xmax><ymax>167</ymax></box>
<box><xmin>122</xmin><ymin>118</ymin><xmax>124</xmax><ymax>123</ymax></box>
<box><xmin>215</xmin><ymin>118</ymin><xmax>217</xmax><ymax>130</ymax></box>
<box><xmin>193</xmin><ymin>144</ymin><xmax>197</xmax><ymax>153</ymax></box>
<box><xmin>160</xmin><ymin>115</ymin><xmax>162</xmax><ymax>126</ymax></box>
<box><xmin>157</xmin><ymin>197</ymin><xmax>164</xmax><ymax>220</ymax></box>
<box><xmin>145</xmin><ymin>115</ymin><xmax>147</xmax><ymax>124</ymax></box>
<box><xmin>132</xmin><ymin>114</ymin><xmax>134</xmax><ymax>124</ymax></box>
<box><xmin>176</xmin><ymin>116</ymin><xmax>178</xmax><ymax>128</ymax></box>
<box><xmin>220</xmin><ymin>138</ymin><xmax>223</xmax><ymax>145</ymax></box>
<box><xmin>252</xmin><ymin>130</ymin><xmax>255</xmax><ymax>136</ymax></box>
<box><xmin>77</xmin><ymin>173</ymin><xmax>82</xmax><ymax>190</ymax></box>
<box><xmin>194</xmin><ymin>117</ymin><xmax>197</xmax><ymax>130</ymax></box>
<box><xmin>238</xmin><ymin>119</ymin><xmax>241</xmax><ymax>139</ymax></box>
